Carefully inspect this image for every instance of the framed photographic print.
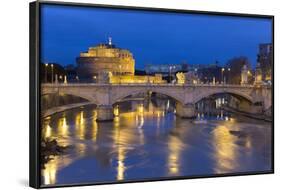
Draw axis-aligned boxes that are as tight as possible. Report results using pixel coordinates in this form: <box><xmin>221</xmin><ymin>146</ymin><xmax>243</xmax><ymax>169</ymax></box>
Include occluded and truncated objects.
<box><xmin>29</xmin><ymin>0</ymin><xmax>274</xmax><ymax>188</ymax></box>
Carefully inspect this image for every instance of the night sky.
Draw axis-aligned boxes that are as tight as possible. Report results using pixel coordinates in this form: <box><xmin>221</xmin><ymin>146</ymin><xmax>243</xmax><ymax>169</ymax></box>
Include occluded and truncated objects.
<box><xmin>40</xmin><ymin>4</ymin><xmax>272</xmax><ymax>69</ymax></box>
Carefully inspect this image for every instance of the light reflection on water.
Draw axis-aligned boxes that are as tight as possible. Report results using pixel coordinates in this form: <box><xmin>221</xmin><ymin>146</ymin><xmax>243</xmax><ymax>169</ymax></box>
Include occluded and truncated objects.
<box><xmin>41</xmin><ymin>99</ymin><xmax>272</xmax><ymax>186</ymax></box>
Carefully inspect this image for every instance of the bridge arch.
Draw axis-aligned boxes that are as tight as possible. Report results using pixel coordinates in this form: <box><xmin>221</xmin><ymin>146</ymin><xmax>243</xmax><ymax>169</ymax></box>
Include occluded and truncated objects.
<box><xmin>111</xmin><ymin>88</ymin><xmax>184</xmax><ymax>105</ymax></box>
<box><xmin>192</xmin><ymin>89</ymin><xmax>254</xmax><ymax>104</ymax></box>
<box><xmin>41</xmin><ymin>91</ymin><xmax>100</xmax><ymax>106</ymax></box>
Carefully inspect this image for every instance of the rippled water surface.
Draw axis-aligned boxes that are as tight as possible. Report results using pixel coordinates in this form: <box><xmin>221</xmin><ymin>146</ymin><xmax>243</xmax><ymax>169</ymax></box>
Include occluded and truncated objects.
<box><xmin>41</xmin><ymin>100</ymin><xmax>272</xmax><ymax>186</ymax></box>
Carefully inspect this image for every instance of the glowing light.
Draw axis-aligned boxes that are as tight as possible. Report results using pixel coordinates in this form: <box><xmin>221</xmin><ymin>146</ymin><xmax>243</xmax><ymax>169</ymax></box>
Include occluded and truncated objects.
<box><xmin>137</xmin><ymin>104</ymin><xmax>144</xmax><ymax>114</ymax></box>
<box><xmin>58</xmin><ymin>117</ymin><xmax>69</xmax><ymax>138</ymax></box>
<box><xmin>117</xmin><ymin>147</ymin><xmax>125</xmax><ymax>180</ymax></box>
<box><xmin>44</xmin><ymin>124</ymin><xmax>52</xmax><ymax>139</ymax></box>
<box><xmin>114</xmin><ymin>105</ymin><xmax>119</xmax><ymax>116</ymax></box>
<box><xmin>212</xmin><ymin>125</ymin><xmax>238</xmax><ymax>173</ymax></box>
<box><xmin>42</xmin><ymin>157</ymin><xmax>57</xmax><ymax>185</ymax></box>
<box><xmin>92</xmin><ymin>111</ymin><xmax>98</xmax><ymax>142</ymax></box>
<box><xmin>168</xmin><ymin>136</ymin><xmax>184</xmax><ymax>175</ymax></box>
<box><xmin>75</xmin><ymin>111</ymin><xmax>85</xmax><ymax>140</ymax></box>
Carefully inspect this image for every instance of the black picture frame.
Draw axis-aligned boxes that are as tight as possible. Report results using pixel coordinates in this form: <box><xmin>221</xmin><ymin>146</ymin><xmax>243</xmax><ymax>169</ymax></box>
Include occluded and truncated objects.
<box><xmin>29</xmin><ymin>1</ymin><xmax>274</xmax><ymax>188</ymax></box>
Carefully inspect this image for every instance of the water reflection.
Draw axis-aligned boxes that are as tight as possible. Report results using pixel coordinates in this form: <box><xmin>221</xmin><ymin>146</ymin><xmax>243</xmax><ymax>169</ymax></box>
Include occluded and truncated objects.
<box><xmin>92</xmin><ymin>114</ymin><xmax>98</xmax><ymax>142</ymax></box>
<box><xmin>58</xmin><ymin>116</ymin><xmax>69</xmax><ymax>138</ymax></box>
<box><xmin>41</xmin><ymin>97</ymin><xmax>272</xmax><ymax>186</ymax></box>
<box><xmin>212</xmin><ymin>124</ymin><xmax>238</xmax><ymax>173</ymax></box>
<box><xmin>168</xmin><ymin>135</ymin><xmax>183</xmax><ymax>175</ymax></box>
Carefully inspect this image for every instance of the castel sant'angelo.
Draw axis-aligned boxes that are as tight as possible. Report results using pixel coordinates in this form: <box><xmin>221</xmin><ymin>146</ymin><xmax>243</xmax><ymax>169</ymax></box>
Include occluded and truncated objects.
<box><xmin>76</xmin><ymin>38</ymin><xmax>165</xmax><ymax>84</ymax></box>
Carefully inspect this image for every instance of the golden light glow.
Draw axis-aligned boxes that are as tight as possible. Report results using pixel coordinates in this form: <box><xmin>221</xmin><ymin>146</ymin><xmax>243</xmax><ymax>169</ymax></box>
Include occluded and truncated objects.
<box><xmin>57</xmin><ymin>116</ymin><xmax>69</xmax><ymax>138</ymax></box>
<box><xmin>168</xmin><ymin>136</ymin><xmax>183</xmax><ymax>175</ymax></box>
<box><xmin>44</xmin><ymin>124</ymin><xmax>52</xmax><ymax>139</ymax></box>
<box><xmin>212</xmin><ymin>124</ymin><xmax>238</xmax><ymax>173</ymax></box>
<box><xmin>92</xmin><ymin>110</ymin><xmax>98</xmax><ymax>142</ymax></box>
<box><xmin>137</xmin><ymin>104</ymin><xmax>144</xmax><ymax>114</ymax></box>
<box><xmin>75</xmin><ymin>111</ymin><xmax>85</xmax><ymax>140</ymax></box>
<box><xmin>109</xmin><ymin>74</ymin><xmax>166</xmax><ymax>84</ymax></box>
<box><xmin>42</xmin><ymin>156</ymin><xmax>57</xmax><ymax>185</ymax></box>
<box><xmin>117</xmin><ymin>147</ymin><xmax>126</xmax><ymax>180</ymax></box>
<box><xmin>42</xmin><ymin>155</ymin><xmax>73</xmax><ymax>185</ymax></box>
<box><xmin>114</xmin><ymin>105</ymin><xmax>119</xmax><ymax>116</ymax></box>
<box><xmin>112</xmin><ymin>120</ymin><xmax>127</xmax><ymax>181</ymax></box>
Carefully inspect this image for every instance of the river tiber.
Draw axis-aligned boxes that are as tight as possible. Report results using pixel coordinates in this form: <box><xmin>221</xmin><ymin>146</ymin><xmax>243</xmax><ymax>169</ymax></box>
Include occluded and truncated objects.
<box><xmin>40</xmin><ymin>38</ymin><xmax>272</xmax><ymax>186</ymax></box>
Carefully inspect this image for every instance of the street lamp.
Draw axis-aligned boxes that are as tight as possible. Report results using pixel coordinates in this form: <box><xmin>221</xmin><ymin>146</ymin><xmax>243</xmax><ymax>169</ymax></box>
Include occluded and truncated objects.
<box><xmin>51</xmin><ymin>64</ymin><xmax>54</xmax><ymax>84</ymax></box>
<box><xmin>221</xmin><ymin>68</ymin><xmax>225</xmax><ymax>84</ymax></box>
<box><xmin>227</xmin><ymin>68</ymin><xmax>230</xmax><ymax>84</ymax></box>
<box><xmin>45</xmin><ymin>63</ymin><xmax>48</xmax><ymax>83</ymax></box>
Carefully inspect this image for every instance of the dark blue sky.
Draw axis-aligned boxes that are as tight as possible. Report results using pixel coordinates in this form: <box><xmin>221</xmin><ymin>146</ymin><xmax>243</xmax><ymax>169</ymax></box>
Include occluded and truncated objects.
<box><xmin>41</xmin><ymin>4</ymin><xmax>272</xmax><ymax>69</ymax></box>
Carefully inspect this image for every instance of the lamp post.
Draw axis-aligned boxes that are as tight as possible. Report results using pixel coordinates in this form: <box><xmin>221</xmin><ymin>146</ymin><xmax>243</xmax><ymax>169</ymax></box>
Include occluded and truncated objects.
<box><xmin>51</xmin><ymin>64</ymin><xmax>54</xmax><ymax>84</ymax></box>
<box><xmin>194</xmin><ymin>68</ymin><xmax>198</xmax><ymax>84</ymax></box>
<box><xmin>45</xmin><ymin>63</ymin><xmax>48</xmax><ymax>83</ymax></box>
<box><xmin>227</xmin><ymin>68</ymin><xmax>230</xmax><ymax>84</ymax></box>
<box><xmin>169</xmin><ymin>66</ymin><xmax>172</xmax><ymax>83</ymax></box>
<box><xmin>221</xmin><ymin>68</ymin><xmax>225</xmax><ymax>84</ymax></box>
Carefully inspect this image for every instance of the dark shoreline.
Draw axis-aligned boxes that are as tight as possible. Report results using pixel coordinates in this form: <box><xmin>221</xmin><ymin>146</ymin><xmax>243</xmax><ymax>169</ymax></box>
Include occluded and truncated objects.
<box><xmin>222</xmin><ymin>106</ymin><xmax>272</xmax><ymax>122</ymax></box>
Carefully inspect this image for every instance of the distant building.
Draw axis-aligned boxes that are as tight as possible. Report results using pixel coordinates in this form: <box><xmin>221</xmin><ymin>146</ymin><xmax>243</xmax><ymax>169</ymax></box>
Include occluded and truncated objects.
<box><xmin>258</xmin><ymin>43</ymin><xmax>272</xmax><ymax>81</ymax></box>
<box><xmin>188</xmin><ymin>63</ymin><xmax>218</xmax><ymax>72</ymax></box>
<box><xmin>76</xmin><ymin>37</ymin><xmax>135</xmax><ymax>79</ymax></box>
<box><xmin>145</xmin><ymin>63</ymin><xmax>188</xmax><ymax>75</ymax></box>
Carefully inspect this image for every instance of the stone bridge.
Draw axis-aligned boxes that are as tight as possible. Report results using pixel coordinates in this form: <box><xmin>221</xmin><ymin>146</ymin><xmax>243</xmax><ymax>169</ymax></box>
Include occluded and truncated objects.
<box><xmin>42</xmin><ymin>83</ymin><xmax>272</xmax><ymax>121</ymax></box>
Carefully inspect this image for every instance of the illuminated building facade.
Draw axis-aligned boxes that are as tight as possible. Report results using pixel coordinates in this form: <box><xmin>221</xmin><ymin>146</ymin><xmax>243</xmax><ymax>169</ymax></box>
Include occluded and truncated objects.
<box><xmin>109</xmin><ymin>74</ymin><xmax>166</xmax><ymax>84</ymax></box>
<box><xmin>77</xmin><ymin>38</ymin><xmax>166</xmax><ymax>84</ymax></box>
<box><xmin>76</xmin><ymin>38</ymin><xmax>135</xmax><ymax>79</ymax></box>
<box><xmin>258</xmin><ymin>43</ymin><xmax>272</xmax><ymax>81</ymax></box>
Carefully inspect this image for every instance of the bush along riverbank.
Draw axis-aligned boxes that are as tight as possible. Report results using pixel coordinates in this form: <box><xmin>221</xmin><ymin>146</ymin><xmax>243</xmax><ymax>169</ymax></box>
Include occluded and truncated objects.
<box><xmin>41</xmin><ymin>138</ymin><xmax>70</xmax><ymax>168</ymax></box>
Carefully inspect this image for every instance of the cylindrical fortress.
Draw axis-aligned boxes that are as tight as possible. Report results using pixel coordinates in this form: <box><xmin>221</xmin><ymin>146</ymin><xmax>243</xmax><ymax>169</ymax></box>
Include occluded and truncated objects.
<box><xmin>76</xmin><ymin>40</ymin><xmax>135</xmax><ymax>79</ymax></box>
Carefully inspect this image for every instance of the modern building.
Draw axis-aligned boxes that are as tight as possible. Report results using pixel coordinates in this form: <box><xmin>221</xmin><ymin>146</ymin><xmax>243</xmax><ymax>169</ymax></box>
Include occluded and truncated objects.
<box><xmin>76</xmin><ymin>38</ymin><xmax>135</xmax><ymax>79</ymax></box>
<box><xmin>258</xmin><ymin>43</ymin><xmax>272</xmax><ymax>81</ymax></box>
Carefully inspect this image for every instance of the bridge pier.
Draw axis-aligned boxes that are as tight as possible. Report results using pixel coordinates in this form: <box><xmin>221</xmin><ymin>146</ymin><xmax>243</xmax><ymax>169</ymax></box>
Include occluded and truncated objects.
<box><xmin>176</xmin><ymin>103</ymin><xmax>196</xmax><ymax>119</ymax></box>
<box><xmin>96</xmin><ymin>105</ymin><xmax>114</xmax><ymax>122</ymax></box>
